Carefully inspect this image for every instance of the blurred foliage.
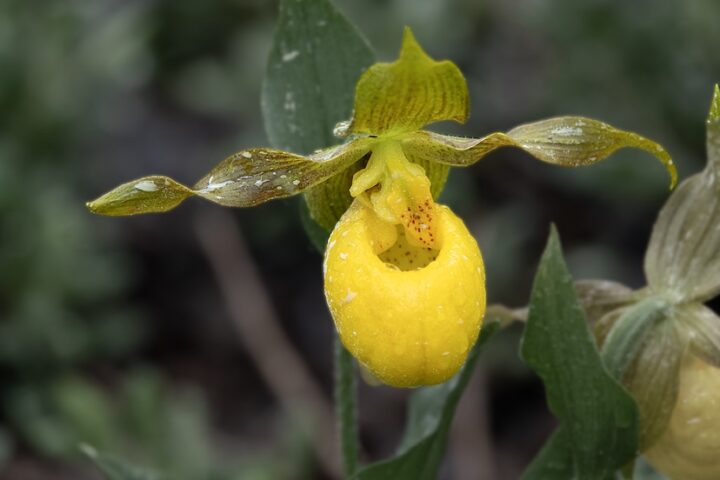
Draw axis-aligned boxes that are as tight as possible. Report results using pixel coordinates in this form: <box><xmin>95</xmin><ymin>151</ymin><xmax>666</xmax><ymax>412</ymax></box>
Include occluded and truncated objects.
<box><xmin>0</xmin><ymin>1</ymin><xmax>306</xmax><ymax>478</ymax></box>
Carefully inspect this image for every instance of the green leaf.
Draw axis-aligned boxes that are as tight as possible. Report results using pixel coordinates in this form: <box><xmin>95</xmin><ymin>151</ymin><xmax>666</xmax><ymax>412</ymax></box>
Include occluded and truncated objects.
<box><xmin>351</xmin><ymin>322</ymin><xmax>499</xmax><ymax>480</ymax></box>
<box><xmin>82</xmin><ymin>444</ymin><xmax>167</xmax><ymax>480</ymax></box>
<box><xmin>644</xmin><ymin>88</ymin><xmax>720</xmax><ymax>303</ymax></box>
<box><xmin>520</xmin><ymin>227</ymin><xmax>639</xmax><ymax>480</ymax></box>
<box><xmin>261</xmin><ymin>0</ymin><xmax>374</xmax><ymax>155</ymax></box>
<box><xmin>402</xmin><ymin>116</ymin><xmax>677</xmax><ymax>189</ymax></box>
<box><xmin>87</xmin><ymin>140</ymin><xmax>373</xmax><ymax>216</ymax></box>
<box><xmin>346</xmin><ymin>27</ymin><xmax>469</xmax><ymax>137</ymax></box>
<box><xmin>261</xmin><ymin>0</ymin><xmax>375</xmax><ymax>230</ymax></box>
<box><xmin>521</xmin><ymin>429</ymin><xmax>574</xmax><ymax>480</ymax></box>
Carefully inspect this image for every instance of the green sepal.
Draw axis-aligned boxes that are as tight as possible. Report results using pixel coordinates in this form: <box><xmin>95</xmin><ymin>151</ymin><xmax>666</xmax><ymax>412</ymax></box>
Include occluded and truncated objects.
<box><xmin>304</xmin><ymin>157</ymin><xmax>366</xmax><ymax>230</ymax></box>
<box><xmin>402</xmin><ymin>116</ymin><xmax>677</xmax><ymax>189</ymax></box>
<box><xmin>600</xmin><ymin>297</ymin><xmax>671</xmax><ymax>381</ymax></box>
<box><xmin>677</xmin><ymin>303</ymin><xmax>720</xmax><ymax>368</ymax></box>
<box><xmin>623</xmin><ymin>318</ymin><xmax>686</xmax><ymax>451</ymax></box>
<box><xmin>87</xmin><ymin>140</ymin><xmax>373</xmax><ymax>216</ymax></box>
<box><xmin>345</xmin><ymin>27</ymin><xmax>469</xmax><ymax>137</ymax></box>
<box><xmin>299</xmin><ymin>199</ymin><xmax>331</xmax><ymax>252</ymax></box>
<box><xmin>574</xmin><ymin>279</ymin><xmax>635</xmax><ymax>326</ymax></box>
<box><xmin>645</xmin><ymin>88</ymin><xmax>720</xmax><ymax>303</ymax></box>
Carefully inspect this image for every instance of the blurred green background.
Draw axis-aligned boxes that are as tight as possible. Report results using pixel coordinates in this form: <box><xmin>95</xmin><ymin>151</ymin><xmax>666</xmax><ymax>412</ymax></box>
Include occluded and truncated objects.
<box><xmin>1</xmin><ymin>0</ymin><xmax>717</xmax><ymax>478</ymax></box>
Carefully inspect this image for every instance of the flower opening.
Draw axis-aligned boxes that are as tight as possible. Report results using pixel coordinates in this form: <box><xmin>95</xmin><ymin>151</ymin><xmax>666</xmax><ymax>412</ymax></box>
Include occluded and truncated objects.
<box><xmin>324</xmin><ymin>200</ymin><xmax>486</xmax><ymax>387</ymax></box>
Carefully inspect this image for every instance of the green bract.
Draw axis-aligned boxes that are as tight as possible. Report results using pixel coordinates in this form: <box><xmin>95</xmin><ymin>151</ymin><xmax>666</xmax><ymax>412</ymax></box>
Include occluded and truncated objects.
<box><xmin>88</xmin><ymin>28</ymin><xmax>676</xmax><ymax>225</ymax></box>
<box><xmin>574</xmin><ymin>86</ymin><xmax>720</xmax><ymax>451</ymax></box>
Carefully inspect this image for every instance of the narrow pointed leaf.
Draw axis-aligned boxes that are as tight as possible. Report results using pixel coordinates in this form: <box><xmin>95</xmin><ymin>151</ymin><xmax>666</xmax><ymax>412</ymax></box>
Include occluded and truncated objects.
<box><xmin>351</xmin><ymin>322</ymin><xmax>499</xmax><ymax>480</ymax></box>
<box><xmin>87</xmin><ymin>141</ymin><xmax>373</xmax><ymax>216</ymax></box>
<box><xmin>346</xmin><ymin>27</ymin><xmax>469</xmax><ymax>136</ymax></box>
<box><xmin>520</xmin><ymin>227</ymin><xmax>639</xmax><ymax>479</ymax></box>
<box><xmin>645</xmin><ymin>90</ymin><xmax>720</xmax><ymax>303</ymax></box>
<box><xmin>403</xmin><ymin>116</ymin><xmax>676</xmax><ymax>189</ymax></box>
<box><xmin>677</xmin><ymin>303</ymin><xmax>720</xmax><ymax>368</ymax></box>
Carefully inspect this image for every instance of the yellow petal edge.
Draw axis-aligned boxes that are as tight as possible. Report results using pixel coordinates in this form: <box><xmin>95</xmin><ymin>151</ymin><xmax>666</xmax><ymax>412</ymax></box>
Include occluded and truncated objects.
<box><xmin>324</xmin><ymin>200</ymin><xmax>486</xmax><ymax>387</ymax></box>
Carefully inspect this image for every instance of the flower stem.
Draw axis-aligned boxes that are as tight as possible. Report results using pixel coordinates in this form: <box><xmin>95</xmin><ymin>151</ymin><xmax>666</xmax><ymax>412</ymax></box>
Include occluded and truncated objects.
<box><xmin>335</xmin><ymin>336</ymin><xmax>359</xmax><ymax>477</ymax></box>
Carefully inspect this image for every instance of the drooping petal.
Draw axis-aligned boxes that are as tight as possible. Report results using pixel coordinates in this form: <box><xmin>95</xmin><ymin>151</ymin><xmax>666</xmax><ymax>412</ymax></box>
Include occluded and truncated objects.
<box><xmin>402</xmin><ymin>116</ymin><xmax>677</xmax><ymax>188</ymax></box>
<box><xmin>645</xmin><ymin>87</ymin><xmax>720</xmax><ymax>303</ymax></box>
<box><xmin>87</xmin><ymin>139</ymin><xmax>374</xmax><ymax>216</ymax></box>
<box><xmin>343</xmin><ymin>27</ymin><xmax>469</xmax><ymax>137</ymax></box>
<box><xmin>323</xmin><ymin>200</ymin><xmax>485</xmax><ymax>387</ymax></box>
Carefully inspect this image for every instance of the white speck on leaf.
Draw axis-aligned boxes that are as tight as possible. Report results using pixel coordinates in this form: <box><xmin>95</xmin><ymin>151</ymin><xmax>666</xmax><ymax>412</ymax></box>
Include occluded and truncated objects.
<box><xmin>134</xmin><ymin>180</ymin><xmax>158</xmax><ymax>192</ymax></box>
<box><xmin>284</xmin><ymin>92</ymin><xmax>296</xmax><ymax>112</ymax></box>
<box><xmin>282</xmin><ymin>50</ymin><xmax>300</xmax><ymax>62</ymax></box>
<box><xmin>292</xmin><ymin>179</ymin><xmax>300</xmax><ymax>186</ymax></box>
<box><xmin>551</xmin><ymin>126</ymin><xmax>583</xmax><ymax>137</ymax></box>
<box><xmin>241</xmin><ymin>151</ymin><xmax>252</xmax><ymax>159</ymax></box>
<box><xmin>339</xmin><ymin>252</ymin><xmax>348</xmax><ymax>260</ymax></box>
<box><xmin>200</xmin><ymin>180</ymin><xmax>234</xmax><ymax>193</ymax></box>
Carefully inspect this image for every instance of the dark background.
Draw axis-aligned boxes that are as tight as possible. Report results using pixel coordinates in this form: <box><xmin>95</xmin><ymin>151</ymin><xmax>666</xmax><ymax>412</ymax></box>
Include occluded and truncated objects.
<box><xmin>1</xmin><ymin>0</ymin><xmax>717</xmax><ymax>478</ymax></box>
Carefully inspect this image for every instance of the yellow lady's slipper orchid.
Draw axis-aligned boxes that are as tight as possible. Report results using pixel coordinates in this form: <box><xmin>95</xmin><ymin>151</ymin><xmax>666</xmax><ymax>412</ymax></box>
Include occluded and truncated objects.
<box><xmin>87</xmin><ymin>27</ymin><xmax>675</xmax><ymax>388</ymax></box>
<box><xmin>324</xmin><ymin>200</ymin><xmax>485</xmax><ymax>387</ymax></box>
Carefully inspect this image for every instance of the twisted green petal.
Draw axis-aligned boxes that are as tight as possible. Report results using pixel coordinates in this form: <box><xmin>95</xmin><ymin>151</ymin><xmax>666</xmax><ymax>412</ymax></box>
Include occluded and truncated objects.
<box><xmin>87</xmin><ymin>139</ymin><xmax>374</xmax><ymax>216</ymax></box>
<box><xmin>402</xmin><ymin>116</ymin><xmax>677</xmax><ymax>189</ymax></box>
